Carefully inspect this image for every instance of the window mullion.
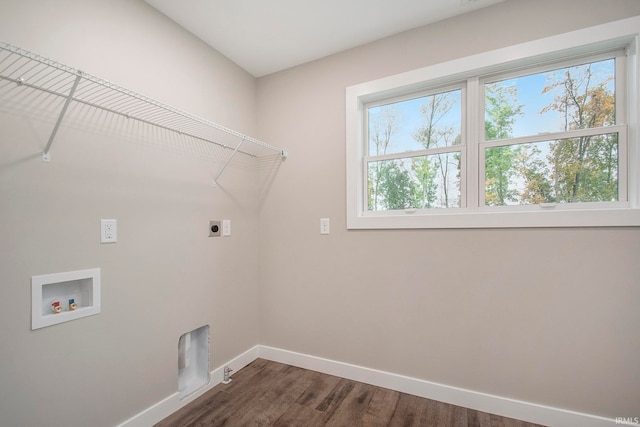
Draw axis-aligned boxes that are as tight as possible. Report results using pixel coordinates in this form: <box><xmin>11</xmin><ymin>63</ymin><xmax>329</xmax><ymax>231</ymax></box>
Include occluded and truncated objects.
<box><xmin>466</xmin><ymin>76</ymin><xmax>480</xmax><ymax>210</ymax></box>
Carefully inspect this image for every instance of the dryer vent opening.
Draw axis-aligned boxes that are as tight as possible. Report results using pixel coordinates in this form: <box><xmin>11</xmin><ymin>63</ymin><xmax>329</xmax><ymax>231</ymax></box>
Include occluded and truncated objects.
<box><xmin>178</xmin><ymin>325</ymin><xmax>209</xmax><ymax>399</ymax></box>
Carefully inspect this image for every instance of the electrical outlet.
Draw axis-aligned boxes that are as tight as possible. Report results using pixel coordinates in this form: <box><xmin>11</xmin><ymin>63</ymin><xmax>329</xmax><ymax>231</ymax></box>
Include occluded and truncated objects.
<box><xmin>101</xmin><ymin>219</ymin><xmax>117</xmax><ymax>243</ymax></box>
<box><xmin>209</xmin><ymin>220</ymin><xmax>221</xmax><ymax>237</ymax></box>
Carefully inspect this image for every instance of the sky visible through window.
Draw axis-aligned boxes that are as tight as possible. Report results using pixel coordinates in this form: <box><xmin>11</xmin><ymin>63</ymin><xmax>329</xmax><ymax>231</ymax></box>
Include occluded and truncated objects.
<box><xmin>491</xmin><ymin>59</ymin><xmax>615</xmax><ymax>138</ymax></box>
<box><xmin>368</xmin><ymin>58</ymin><xmax>615</xmax><ymax>155</ymax></box>
<box><xmin>368</xmin><ymin>94</ymin><xmax>460</xmax><ymax>155</ymax></box>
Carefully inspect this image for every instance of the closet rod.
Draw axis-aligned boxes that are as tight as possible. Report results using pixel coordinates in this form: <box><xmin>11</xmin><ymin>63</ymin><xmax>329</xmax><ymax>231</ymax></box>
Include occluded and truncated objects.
<box><xmin>0</xmin><ymin>41</ymin><xmax>287</xmax><ymax>164</ymax></box>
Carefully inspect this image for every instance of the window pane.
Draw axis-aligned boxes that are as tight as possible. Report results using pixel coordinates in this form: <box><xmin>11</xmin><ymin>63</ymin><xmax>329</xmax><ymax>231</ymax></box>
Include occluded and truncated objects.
<box><xmin>485</xmin><ymin>59</ymin><xmax>615</xmax><ymax>140</ymax></box>
<box><xmin>368</xmin><ymin>89</ymin><xmax>462</xmax><ymax>156</ymax></box>
<box><xmin>484</xmin><ymin>133</ymin><xmax>618</xmax><ymax>206</ymax></box>
<box><xmin>368</xmin><ymin>153</ymin><xmax>461</xmax><ymax>211</ymax></box>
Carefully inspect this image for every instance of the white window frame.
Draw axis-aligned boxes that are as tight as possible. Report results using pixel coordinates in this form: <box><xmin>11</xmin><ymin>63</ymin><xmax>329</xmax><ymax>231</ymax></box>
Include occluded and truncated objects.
<box><xmin>346</xmin><ymin>16</ymin><xmax>640</xmax><ymax>229</ymax></box>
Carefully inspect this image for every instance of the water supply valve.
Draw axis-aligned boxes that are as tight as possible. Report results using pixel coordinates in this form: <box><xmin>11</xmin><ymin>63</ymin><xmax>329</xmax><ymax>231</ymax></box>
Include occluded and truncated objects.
<box><xmin>222</xmin><ymin>366</ymin><xmax>233</xmax><ymax>384</ymax></box>
<box><xmin>51</xmin><ymin>301</ymin><xmax>62</xmax><ymax>314</ymax></box>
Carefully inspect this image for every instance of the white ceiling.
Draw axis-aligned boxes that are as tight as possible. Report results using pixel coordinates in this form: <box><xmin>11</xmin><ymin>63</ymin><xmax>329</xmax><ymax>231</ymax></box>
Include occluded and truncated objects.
<box><xmin>145</xmin><ymin>0</ymin><xmax>505</xmax><ymax>77</ymax></box>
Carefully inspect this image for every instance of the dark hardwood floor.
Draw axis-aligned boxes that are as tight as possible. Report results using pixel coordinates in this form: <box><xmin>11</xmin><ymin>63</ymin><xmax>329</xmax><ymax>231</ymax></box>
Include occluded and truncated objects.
<box><xmin>155</xmin><ymin>358</ymin><xmax>546</xmax><ymax>427</ymax></box>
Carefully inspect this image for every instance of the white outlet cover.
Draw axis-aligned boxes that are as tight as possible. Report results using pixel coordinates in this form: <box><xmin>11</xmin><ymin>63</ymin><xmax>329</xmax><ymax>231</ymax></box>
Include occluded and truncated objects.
<box><xmin>101</xmin><ymin>219</ymin><xmax>117</xmax><ymax>243</ymax></box>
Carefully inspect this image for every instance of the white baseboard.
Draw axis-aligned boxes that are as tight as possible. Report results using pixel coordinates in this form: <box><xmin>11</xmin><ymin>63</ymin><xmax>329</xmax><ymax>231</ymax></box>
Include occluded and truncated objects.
<box><xmin>118</xmin><ymin>344</ymin><xmax>616</xmax><ymax>427</ymax></box>
<box><xmin>257</xmin><ymin>345</ymin><xmax>616</xmax><ymax>427</ymax></box>
<box><xmin>116</xmin><ymin>345</ymin><xmax>259</xmax><ymax>427</ymax></box>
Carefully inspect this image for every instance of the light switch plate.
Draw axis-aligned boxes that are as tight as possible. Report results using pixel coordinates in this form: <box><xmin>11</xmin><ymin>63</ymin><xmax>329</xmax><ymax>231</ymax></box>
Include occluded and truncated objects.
<box><xmin>320</xmin><ymin>218</ymin><xmax>330</xmax><ymax>235</ymax></box>
<box><xmin>222</xmin><ymin>220</ymin><xmax>231</xmax><ymax>237</ymax></box>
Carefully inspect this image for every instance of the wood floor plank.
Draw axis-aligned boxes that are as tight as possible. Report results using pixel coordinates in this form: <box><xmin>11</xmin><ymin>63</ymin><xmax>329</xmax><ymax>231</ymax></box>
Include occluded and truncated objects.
<box><xmin>206</xmin><ymin>365</ymin><xmax>300</xmax><ymax>426</ymax></box>
<box><xmin>430</xmin><ymin>400</ymin><xmax>454</xmax><ymax>426</ymax></box>
<box><xmin>451</xmin><ymin>405</ymin><xmax>469</xmax><ymax>427</ymax></box>
<box><xmin>154</xmin><ymin>359</ymin><xmax>548</xmax><ymax>427</ymax></box>
<box><xmin>315</xmin><ymin>378</ymin><xmax>355</xmax><ymax>416</ymax></box>
<box><xmin>295</xmin><ymin>370</ymin><xmax>343</xmax><ymax>408</ymax></box>
<box><xmin>154</xmin><ymin>389</ymin><xmax>231</xmax><ymax>427</ymax></box>
<box><xmin>156</xmin><ymin>360</ymin><xmax>283</xmax><ymax>427</ymax></box>
<box><xmin>468</xmin><ymin>409</ymin><xmax>492</xmax><ymax>427</ymax></box>
<box><xmin>490</xmin><ymin>413</ymin><xmax>508</xmax><ymax>427</ymax></box>
<box><xmin>362</xmin><ymin>387</ymin><xmax>401</xmax><ymax>426</ymax></box>
<box><xmin>272</xmin><ymin>402</ymin><xmax>327</xmax><ymax>427</ymax></box>
<box><xmin>231</xmin><ymin>366</ymin><xmax>315</xmax><ymax>426</ymax></box>
<box><xmin>387</xmin><ymin>393</ymin><xmax>431</xmax><ymax>427</ymax></box>
<box><xmin>324</xmin><ymin>381</ymin><xmax>377</xmax><ymax>426</ymax></box>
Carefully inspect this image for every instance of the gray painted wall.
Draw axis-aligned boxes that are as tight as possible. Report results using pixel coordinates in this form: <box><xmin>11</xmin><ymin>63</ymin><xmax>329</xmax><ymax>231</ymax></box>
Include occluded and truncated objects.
<box><xmin>256</xmin><ymin>0</ymin><xmax>640</xmax><ymax>418</ymax></box>
<box><xmin>0</xmin><ymin>1</ymin><xmax>260</xmax><ymax>425</ymax></box>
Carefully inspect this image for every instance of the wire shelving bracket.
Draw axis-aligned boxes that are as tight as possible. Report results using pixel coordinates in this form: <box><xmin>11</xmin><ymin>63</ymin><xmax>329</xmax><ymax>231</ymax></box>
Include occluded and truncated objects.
<box><xmin>0</xmin><ymin>41</ymin><xmax>287</xmax><ymax>183</ymax></box>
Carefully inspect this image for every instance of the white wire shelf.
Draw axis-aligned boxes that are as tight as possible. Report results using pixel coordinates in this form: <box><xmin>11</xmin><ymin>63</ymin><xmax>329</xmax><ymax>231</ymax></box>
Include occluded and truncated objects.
<box><xmin>0</xmin><ymin>41</ymin><xmax>287</xmax><ymax>183</ymax></box>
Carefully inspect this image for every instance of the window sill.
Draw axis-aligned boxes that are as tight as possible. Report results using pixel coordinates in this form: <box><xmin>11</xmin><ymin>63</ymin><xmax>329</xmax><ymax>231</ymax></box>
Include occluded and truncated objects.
<box><xmin>347</xmin><ymin>207</ymin><xmax>640</xmax><ymax>229</ymax></box>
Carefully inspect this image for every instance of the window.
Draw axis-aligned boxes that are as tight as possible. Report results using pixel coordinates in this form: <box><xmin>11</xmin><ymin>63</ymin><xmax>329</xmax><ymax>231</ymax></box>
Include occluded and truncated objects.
<box><xmin>366</xmin><ymin>86</ymin><xmax>464</xmax><ymax>211</ymax></box>
<box><xmin>346</xmin><ymin>17</ymin><xmax>640</xmax><ymax>228</ymax></box>
<box><xmin>481</xmin><ymin>55</ymin><xmax>626</xmax><ymax>209</ymax></box>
